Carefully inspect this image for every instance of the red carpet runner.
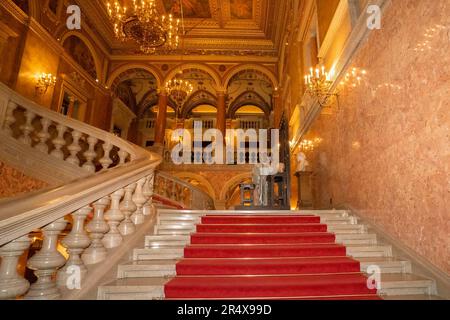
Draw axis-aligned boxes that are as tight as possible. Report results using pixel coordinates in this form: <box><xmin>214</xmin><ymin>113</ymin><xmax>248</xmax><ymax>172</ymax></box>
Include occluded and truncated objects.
<box><xmin>164</xmin><ymin>215</ymin><xmax>381</xmax><ymax>300</ymax></box>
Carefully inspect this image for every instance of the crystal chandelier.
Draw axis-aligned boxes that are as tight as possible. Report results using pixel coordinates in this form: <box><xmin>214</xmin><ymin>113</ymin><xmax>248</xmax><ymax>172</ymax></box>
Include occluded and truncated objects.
<box><xmin>304</xmin><ymin>65</ymin><xmax>336</xmax><ymax>107</ymax></box>
<box><xmin>106</xmin><ymin>0</ymin><xmax>180</xmax><ymax>54</ymax></box>
<box><xmin>165</xmin><ymin>72</ymin><xmax>194</xmax><ymax>107</ymax></box>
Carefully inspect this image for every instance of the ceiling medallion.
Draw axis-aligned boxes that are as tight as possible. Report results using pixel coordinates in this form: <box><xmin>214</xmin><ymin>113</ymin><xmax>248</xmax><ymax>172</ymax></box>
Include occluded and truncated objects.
<box><xmin>106</xmin><ymin>0</ymin><xmax>180</xmax><ymax>54</ymax></box>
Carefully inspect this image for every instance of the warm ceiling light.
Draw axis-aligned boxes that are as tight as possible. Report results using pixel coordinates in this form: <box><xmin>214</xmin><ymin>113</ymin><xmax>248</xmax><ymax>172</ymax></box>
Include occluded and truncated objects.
<box><xmin>106</xmin><ymin>0</ymin><xmax>181</xmax><ymax>54</ymax></box>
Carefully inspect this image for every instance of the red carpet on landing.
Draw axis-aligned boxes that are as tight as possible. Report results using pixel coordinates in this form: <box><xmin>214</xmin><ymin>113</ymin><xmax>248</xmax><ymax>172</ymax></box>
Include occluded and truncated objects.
<box><xmin>164</xmin><ymin>215</ymin><xmax>381</xmax><ymax>300</ymax></box>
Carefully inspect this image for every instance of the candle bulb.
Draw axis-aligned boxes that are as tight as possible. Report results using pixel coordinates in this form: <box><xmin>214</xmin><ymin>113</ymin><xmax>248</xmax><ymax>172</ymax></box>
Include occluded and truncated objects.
<box><xmin>310</xmin><ymin>67</ymin><xmax>313</xmax><ymax>77</ymax></box>
<box><xmin>322</xmin><ymin>66</ymin><xmax>325</xmax><ymax>75</ymax></box>
<box><xmin>316</xmin><ymin>68</ymin><xmax>320</xmax><ymax>78</ymax></box>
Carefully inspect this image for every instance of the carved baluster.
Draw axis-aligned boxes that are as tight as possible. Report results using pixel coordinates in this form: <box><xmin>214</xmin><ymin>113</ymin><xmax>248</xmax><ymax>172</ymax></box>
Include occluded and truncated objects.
<box><xmin>143</xmin><ymin>173</ymin><xmax>155</xmax><ymax>216</ymax></box>
<box><xmin>25</xmin><ymin>218</ymin><xmax>67</xmax><ymax>300</ymax></box>
<box><xmin>66</xmin><ymin>130</ymin><xmax>82</xmax><ymax>166</ymax></box>
<box><xmin>118</xmin><ymin>183</ymin><xmax>137</xmax><ymax>235</ymax></box>
<box><xmin>131</xmin><ymin>178</ymin><xmax>146</xmax><ymax>225</ymax></box>
<box><xmin>3</xmin><ymin>101</ymin><xmax>17</xmax><ymax>136</ymax></box>
<box><xmin>102</xmin><ymin>189</ymin><xmax>125</xmax><ymax>249</ymax></box>
<box><xmin>50</xmin><ymin>124</ymin><xmax>67</xmax><ymax>160</ymax></box>
<box><xmin>0</xmin><ymin>236</ymin><xmax>31</xmax><ymax>299</ymax></box>
<box><xmin>19</xmin><ymin>110</ymin><xmax>36</xmax><ymax>146</ymax></box>
<box><xmin>82</xmin><ymin>198</ymin><xmax>110</xmax><ymax>265</ymax></box>
<box><xmin>57</xmin><ymin>207</ymin><xmax>91</xmax><ymax>286</ymax></box>
<box><xmin>82</xmin><ymin>136</ymin><xmax>98</xmax><ymax>173</ymax></box>
<box><xmin>118</xmin><ymin>149</ymin><xmax>129</xmax><ymax>165</ymax></box>
<box><xmin>99</xmin><ymin>142</ymin><xmax>113</xmax><ymax>170</ymax></box>
<box><xmin>35</xmin><ymin>117</ymin><xmax>52</xmax><ymax>153</ymax></box>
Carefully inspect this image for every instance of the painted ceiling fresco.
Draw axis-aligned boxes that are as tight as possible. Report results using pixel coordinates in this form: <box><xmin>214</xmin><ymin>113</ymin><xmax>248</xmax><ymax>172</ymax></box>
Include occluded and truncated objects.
<box><xmin>162</xmin><ymin>0</ymin><xmax>253</xmax><ymax>19</ymax></box>
<box><xmin>162</xmin><ymin>0</ymin><xmax>212</xmax><ymax>18</ymax></box>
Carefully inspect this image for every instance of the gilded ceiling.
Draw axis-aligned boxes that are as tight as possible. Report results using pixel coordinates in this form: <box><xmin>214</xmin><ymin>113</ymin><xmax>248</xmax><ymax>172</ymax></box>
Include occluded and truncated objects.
<box><xmin>76</xmin><ymin>0</ymin><xmax>287</xmax><ymax>57</ymax></box>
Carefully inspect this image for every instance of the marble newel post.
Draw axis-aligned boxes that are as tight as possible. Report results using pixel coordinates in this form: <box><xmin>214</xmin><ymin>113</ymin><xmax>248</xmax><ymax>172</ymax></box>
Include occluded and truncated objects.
<box><xmin>154</xmin><ymin>90</ymin><xmax>168</xmax><ymax>149</ymax></box>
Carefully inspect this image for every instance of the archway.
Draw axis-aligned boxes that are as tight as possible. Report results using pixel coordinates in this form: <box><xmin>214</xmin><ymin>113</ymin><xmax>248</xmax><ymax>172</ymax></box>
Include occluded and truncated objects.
<box><xmin>219</xmin><ymin>173</ymin><xmax>253</xmax><ymax>209</ymax></box>
<box><xmin>61</xmin><ymin>33</ymin><xmax>101</xmax><ymax>81</ymax></box>
<box><xmin>173</xmin><ymin>172</ymin><xmax>216</xmax><ymax>199</ymax></box>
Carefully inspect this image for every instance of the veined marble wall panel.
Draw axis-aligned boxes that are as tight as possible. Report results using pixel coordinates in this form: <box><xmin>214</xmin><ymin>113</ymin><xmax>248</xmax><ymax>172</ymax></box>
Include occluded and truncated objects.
<box><xmin>305</xmin><ymin>0</ymin><xmax>450</xmax><ymax>273</ymax></box>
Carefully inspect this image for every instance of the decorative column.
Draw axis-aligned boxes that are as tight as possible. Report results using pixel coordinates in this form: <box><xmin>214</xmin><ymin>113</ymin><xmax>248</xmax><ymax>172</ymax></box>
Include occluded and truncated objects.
<box><xmin>154</xmin><ymin>90</ymin><xmax>168</xmax><ymax>147</ymax></box>
<box><xmin>82</xmin><ymin>197</ymin><xmax>110</xmax><ymax>265</ymax></box>
<box><xmin>26</xmin><ymin>218</ymin><xmax>67</xmax><ymax>300</ymax></box>
<box><xmin>273</xmin><ymin>90</ymin><xmax>282</xmax><ymax>129</ymax></box>
<box><xmin>216</xmin><ymin>90</ymin><xmax>227</xmax><ymax>139</ymax></box>
<box><xmin>0</xmin><ymin>236</ymin><xmax>31</xmax><ymax>299</ymax></box>
<box><xmin>56</xmin><ymin>207</ymin><xmax>91</xmax><ymax>286</ymax></box>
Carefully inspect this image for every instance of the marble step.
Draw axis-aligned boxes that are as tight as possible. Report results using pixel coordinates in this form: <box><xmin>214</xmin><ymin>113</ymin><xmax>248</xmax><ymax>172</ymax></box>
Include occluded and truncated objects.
<box><xmin>157</xmin><ymin>210</ymin><xmax>350</xmax><ymax>219</ymax></box>
<box><xmin>144</xmin><ymin>233</ymin><xmax>378</xmax><ymax>247</ymax></box>
<box><xmin>335</xmin><ymin>233</ymin><xmax>377</xmax><ymax>245</ymax></box>
<box><xmin>117</xmin><ymin>256</ymin><xmax>411</xmax><ymax>280</ymax></box>
<box><xmin>357</xmin><ymin>257</ymin><xmax>412</xmax><ymax>274</ymax></box>
<box><xmin>133</xmin><ymin>247</ymin><xmax>184</xmax><ymax>260</ymax></box>
<box><xmin>133</xmin><ymin>244</ymin><xmax>392</xmax><ymax>261</ymax></box>
<box><xmin>378</xmin><ymin>273</ymin><xmax>436</xmax><ymax>296</ymax></box>
<box><xmin>156</xmin><ymin>215</ymin><xmax>359</xmax><ymax>226</ymax></box>
<box><xmin>97</xmin><ymin>277</ymin><xmax>167</xmax><ymax>300</ymax></box>
<box><xmin>117</xmin><ymin>260</ymin><xmax>177</xmax><ymax>279</ymax></box>
<box><xmin>346</xmin><ymin>245</ymin><xmax>393</xmax><ymax>258</ymax></box>
<box><xmin>155</xmin><ymin>228</ymin><xmax>368</xmax><ymax>236</ymax></box>
<box><xmin>97</xmin><ymin>273</ymin><xmax>436</xmax><ymax>300</ymax></box>
<box><xmin>154</xmin><ymin>223</ymin><xmax>368</xmax><ymax>235</ymax></box>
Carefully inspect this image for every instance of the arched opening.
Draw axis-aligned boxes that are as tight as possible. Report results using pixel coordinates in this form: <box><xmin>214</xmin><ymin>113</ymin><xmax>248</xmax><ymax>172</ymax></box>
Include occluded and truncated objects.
<box><xmin>62</xmin><ymin>35</ymin><xmax>98</xmax><ymax>79</ymax></box>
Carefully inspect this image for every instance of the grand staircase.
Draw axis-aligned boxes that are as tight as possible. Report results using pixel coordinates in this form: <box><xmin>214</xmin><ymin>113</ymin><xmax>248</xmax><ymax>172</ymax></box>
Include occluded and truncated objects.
<box><xmin>0</xmin><ymin>83</ymin><xmax>446</xmax><ymax>300</ymax></box>
<box><xmin>97</xmin><ymin>209</ymin><xmax>443</xmax><ymax>300</ymax></box>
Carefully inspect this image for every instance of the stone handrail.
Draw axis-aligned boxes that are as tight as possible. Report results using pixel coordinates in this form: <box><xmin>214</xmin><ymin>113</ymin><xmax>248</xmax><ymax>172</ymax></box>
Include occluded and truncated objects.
<box><xmin>0</xmin><ymin>82</ymin><xmax>162</xmax><ymax>299</ymax></box>
<box><xmin>154</xmin><ymin>171</ymin><xmax>215</xmax><ymax>210</ymax></box>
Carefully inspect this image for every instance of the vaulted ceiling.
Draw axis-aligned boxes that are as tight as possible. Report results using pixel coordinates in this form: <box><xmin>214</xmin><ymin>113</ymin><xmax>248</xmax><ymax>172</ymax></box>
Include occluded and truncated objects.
<box><xmin>76</xmin><ymin>0</ymin><xmax>288</xmax><ymax>58</ymax></box>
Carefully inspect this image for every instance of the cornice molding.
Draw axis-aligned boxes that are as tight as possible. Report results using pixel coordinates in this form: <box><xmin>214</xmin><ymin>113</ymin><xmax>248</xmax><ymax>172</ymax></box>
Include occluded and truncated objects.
<box><xmin>0</xmin><ymin>0</ymin><xmax>28</xmax><ymax>24</ymax></box>
<box><xmin>318</xmin><ymin>0</ymin><xmax>350</xmax><ymax>59</ymax></box>
<box><xmin>291</xmin><ymin>0</ymin><xmax>391</xmax><ymax>152</ymax></box>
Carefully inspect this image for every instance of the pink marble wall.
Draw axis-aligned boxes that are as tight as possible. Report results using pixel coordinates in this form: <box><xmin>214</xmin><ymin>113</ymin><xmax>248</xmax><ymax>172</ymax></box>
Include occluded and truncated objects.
<box><xmin>305</xmin><ymin>0</ymin><xmax>450</xmax><ymax>273</ymax></box>
<box><xmin>0</xmin><ymin>161</ymin><xmax>48</xmax><ymax>198</ymax></box>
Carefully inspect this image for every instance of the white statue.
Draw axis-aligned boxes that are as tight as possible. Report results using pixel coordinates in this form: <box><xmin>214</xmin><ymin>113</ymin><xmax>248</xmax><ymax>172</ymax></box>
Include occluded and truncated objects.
<box><xmin>296</xmin><ymin>152</ymin><xmax>309</xmax><ymax>172</ymax></box>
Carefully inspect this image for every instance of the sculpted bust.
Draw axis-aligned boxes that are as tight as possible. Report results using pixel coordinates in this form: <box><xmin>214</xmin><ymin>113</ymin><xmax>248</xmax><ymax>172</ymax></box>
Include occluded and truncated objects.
<box><xmin>296</xmin><ymin>152</ymin><xmax>309</xmax><ymax>172</ymax></box>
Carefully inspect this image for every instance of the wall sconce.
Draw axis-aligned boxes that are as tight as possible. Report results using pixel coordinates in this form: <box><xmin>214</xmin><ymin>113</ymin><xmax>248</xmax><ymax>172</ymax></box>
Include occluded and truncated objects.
<box><xmin>35</xmin><ymin>73</ymin><xmax>57</xmax><ymax>95</ymax></box>
<box><xmin>304</xmin><ymin>65</ymin><xmax>338</xmax><ymax>107</ymax></box>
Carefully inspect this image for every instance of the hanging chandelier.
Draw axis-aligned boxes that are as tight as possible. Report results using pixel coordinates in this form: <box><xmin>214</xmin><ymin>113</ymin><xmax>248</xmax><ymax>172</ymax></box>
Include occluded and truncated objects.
<box><xmin>106</xmin><ymin>0</ymin><xmax>180</xmax><ymax>54</ymax></box>
<box><xmin>165</xmin><ymin>72</ymin><xmax>194</xmax><ymax>107</ymax></box>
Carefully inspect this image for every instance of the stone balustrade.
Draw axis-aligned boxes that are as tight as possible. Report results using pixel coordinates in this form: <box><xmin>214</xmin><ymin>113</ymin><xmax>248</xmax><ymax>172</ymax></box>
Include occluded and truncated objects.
<box><xmin>154</xmin><ymin>172</ymin><xmax>215</xmax><ymax>210</ymax></box>
<box><xmin>0</xmin><ymin>173</ymin><xmax>156</xmax><ymax>300</ymax></box>
<box><xmin>2</xmin><ymin>99</ymin><xmax>133</xmax><ymax>174</ymax></box>
<box><xmin>0</xmin><ymin>83</ymin><xmax>215</xmax><ymax>300</ymax></box>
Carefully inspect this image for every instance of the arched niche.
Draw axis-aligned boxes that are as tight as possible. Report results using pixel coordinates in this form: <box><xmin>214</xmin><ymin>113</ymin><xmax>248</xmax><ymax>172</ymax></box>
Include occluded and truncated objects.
<box><xmin>62</xmin><ymin>34</ymin><xmax>99</xmax><ymax>80</ymax></box>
